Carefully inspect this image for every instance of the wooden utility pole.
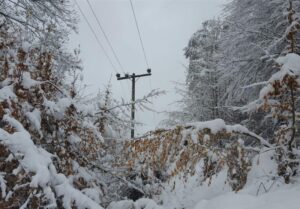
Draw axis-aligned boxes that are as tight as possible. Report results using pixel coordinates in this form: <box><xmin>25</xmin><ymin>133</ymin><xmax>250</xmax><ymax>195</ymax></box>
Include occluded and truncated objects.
<box><xmin>116</xmin><ymin>69</ymin><xmax>152</xmax><ymax>138</ymax></box>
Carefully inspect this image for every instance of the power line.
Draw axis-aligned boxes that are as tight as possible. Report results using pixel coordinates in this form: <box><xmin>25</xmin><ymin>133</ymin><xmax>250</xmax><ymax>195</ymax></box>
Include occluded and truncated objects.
<box><xmin>129</xmin><ymin>0</ymin><xmax>155</xmax><ymax>133</ymax></box>
<box><xmin>129</xmin><ymin>0</ymin><xmax>150</xmax><ymax>68</ymax></box>
<box><xmin>86</xmin><ymin>0</ymin><xmax>126</xmax><ymax>73</ymax></box>
<box><xmin>74</xmin><ymin>0</ymin><xmax>118</xmax><ymax>73</ymax></box>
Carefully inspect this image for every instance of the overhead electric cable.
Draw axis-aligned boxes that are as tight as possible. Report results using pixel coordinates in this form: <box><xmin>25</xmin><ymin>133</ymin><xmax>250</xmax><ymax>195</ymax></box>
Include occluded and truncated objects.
<box><xmin>86</xmin><ymin>0</ymin><xmax>126</xmax><ymax>73</ymax></box>
<box><xmin>74</xmin><ymin>0</ymin><xmax>118</xmax><ymax>73</ymax></box>
<box><xmin>129</xmin><ymin>0</ymin><xmax>150</xmax><ymax>68</ymax></box>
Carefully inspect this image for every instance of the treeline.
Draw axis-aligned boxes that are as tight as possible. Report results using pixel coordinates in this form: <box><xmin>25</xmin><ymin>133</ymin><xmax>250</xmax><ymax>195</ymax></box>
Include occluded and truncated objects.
<box><xmin>167</xmin><ymin>0</ymin><xmax>300</xmax><ymax>183</ymax></box>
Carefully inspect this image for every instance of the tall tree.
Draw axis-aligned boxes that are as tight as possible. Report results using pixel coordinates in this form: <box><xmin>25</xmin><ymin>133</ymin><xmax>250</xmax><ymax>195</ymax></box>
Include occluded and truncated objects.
<box><xmin>218</xmin><ymin>0</ymin><xmax>300</xmax><ymax>110</ymax></box>
<box><xmin>184</xmin><ymin>19</ymin><xmax>223</xmax><ymax>122</ymax></box>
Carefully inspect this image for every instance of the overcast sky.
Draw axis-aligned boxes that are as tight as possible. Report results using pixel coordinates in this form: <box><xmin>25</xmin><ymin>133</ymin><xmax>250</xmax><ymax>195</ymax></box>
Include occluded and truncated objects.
<box><xmin>70</xmin><ymin>0</ymin><xmax>227</xmax><ymax>136</ymax></box>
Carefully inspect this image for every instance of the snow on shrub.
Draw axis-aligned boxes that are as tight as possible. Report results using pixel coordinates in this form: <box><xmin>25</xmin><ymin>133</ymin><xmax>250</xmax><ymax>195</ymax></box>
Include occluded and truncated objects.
<box><xmin>0</xmin><ymin>115</ymin><xmax>102</xmax><ymax>209</ymax></box>
<box><xmin>113</xmin><ymin>119</ymin><xmax>268</xmax><ymax>200</ymax></box>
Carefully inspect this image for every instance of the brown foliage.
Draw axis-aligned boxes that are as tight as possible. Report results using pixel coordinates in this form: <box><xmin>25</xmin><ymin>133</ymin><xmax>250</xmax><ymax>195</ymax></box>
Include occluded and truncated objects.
<box><xmin>114</xmin><ymin>126</ymin><xmax>252</xmax><ymax>193</ymax></box>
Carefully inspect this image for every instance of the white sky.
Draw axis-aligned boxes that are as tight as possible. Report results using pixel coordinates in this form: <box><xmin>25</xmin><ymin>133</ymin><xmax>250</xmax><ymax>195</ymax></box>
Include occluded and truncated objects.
<box><xmin>70</xmin><ymin>0</ymin><xmax>227</xmax><ymax>136</ymax></box>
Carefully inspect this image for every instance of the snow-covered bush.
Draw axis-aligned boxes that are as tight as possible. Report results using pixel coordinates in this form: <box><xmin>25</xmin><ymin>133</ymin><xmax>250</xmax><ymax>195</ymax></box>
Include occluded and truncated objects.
<box><xmin>114</xmin><ymin>119</ymin><xmax>269</xmax><ymax>200</ymax></box>
<box><xmin>257</xmin><ymin>1</ymin><xmax>300</xmax><ymax>183</ymax></box>
<box><xmin>0</xmin><ymin>1</ymin><xmax>105</xmax><ymax>208</ymax></box>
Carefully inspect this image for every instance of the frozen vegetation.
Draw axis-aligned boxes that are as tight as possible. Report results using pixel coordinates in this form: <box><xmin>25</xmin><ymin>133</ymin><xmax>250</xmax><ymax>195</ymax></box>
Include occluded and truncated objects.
<box><xmin>0</xmin><ymin>0</ymin><xmax>300</xmax><ymax>209</ymax></box>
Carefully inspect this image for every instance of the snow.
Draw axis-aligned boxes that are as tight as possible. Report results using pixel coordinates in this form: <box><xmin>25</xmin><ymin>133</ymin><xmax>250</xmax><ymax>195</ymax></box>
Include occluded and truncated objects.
<box><xmin>108</xmin><ymin>200</ymin><xmax>134</xmax><ymax>209</ymax></box>
<box><xmin>232</xmin><ymin>99</ymin><xmax>263</xmax><ymax>113</ymax></box>
<box><xmin>184</xmin><ymin>119</ymin><xmax>270</xmax><ymax>147</ymax></box>
<box><xmin>0</xmin><ymin>114</ymin><xmax>103</xmax><ymax>209</ymax></box>
<box><xmin>135</xmin><ymin>198</ymin><xmax>164</xmax><ymax>209</ymax></box>
<box><xmin>82</xmin><ymin>188</ymin><xmax>101</xmax><ymax>204</ymax></box>
<box><xmin>276</xmin><ymin>53</ymin><xmax>300</xmax><ymax>76</ymax></box>
<box><xmin>187</xmin><ymin>119</ymin><xmax>249</xmax><ymax>135</ymax></box>
<box><xmin>160</xmin><ymin>168</ymin><xmax>231</xmax><ymax>209</ymax></box>
<box><xmin>242</xmin><ymin>81</ymin><xmax>268</xmax><ymax>89</ymax></box>
<box><xmin>0</xmin><ymin>173</ymin><xmax>6</xmax><ymax>198</ymax></box>
<box><xmin>54</xmin><ymin>177</ymin><xmax>103</xmax><ymax>209</ymax></box>
<box><xmin>21</xmin><ymin>41</ymin><xmax>31</xmax><ymax>53</ymax></box>
<box><xmin>21</xmin><ymin>72</ymin><xmax>41</xmax><ymax>89</ymax></box>
<box><xmin>43</xmin><ymin>97</ymin><xmax>74</xmax><ymax>120</ymax></box>
<box><xmin>19</xmin><ymin>193</ymin><xmax>33</xmax><ymax>209</ymax></box>
<box><xmin>158</xmin><ymin>148</ymin><xmax>300</xmax><ymax>209</ymax></box>
<box><xmin>72</xmin><ymin>161</ymin><xmax>95</xmax><ymax>183</ymax></box>
<box><xmin>0</xmin><ymin>78</ymin><xmax>13</xmax><ymax>87</ymax></box>
<box><xmin>193</xmin><ymin>184</ymin><xmax>300</xmax><ymax>209</ymax></box>
<box><xmin>25</xmin><ymin>108</ymin><xmax>42</xmax><ymax>136</ymax></box>
<box><xmin>56</xmin><ymin>97</ymin><xmax>72</xmax><ymax>113</ymax></box>
<box><xmin>82</xmin><ymin>120</ymin><xmax>104</xmax><ymax>142</ymax></box>
<box><xmin>186</xmin><ymin>119</ymin><xmax>228</xmax><ymax>134</ymax></box>
<box><xmin>0</xmin><ymin>51</ymin><xmax>298</xmax><ymax>209</ymax></box>
<box><xmin>68</xmin><ymin>133</ymin><xmax>82</xmax><ymax>144</ymax></box>
<box><xmin>0</xmin><ymin>85</ymin><xmax>17</xmax><ymax>101</ymax></box>
<box><xmin>242</xmin><ymin>150</ymin><xmax>280</xmax><ymax>195</ymax></box>
<box><xmin>260</xmin><ymin>53</ymin><xmax>300</xmax><ymax>100</ymax></box>
<box><xmin>43</xmin><ymin>97</ymin><xmax>58</xmax><ymax>114</ymax></box>
<box><xmin>108</xmin><ymin>198</ymin><xmax>164</xmax><ymax>209</ymax></box>
<box><xmin>0</xmin><ymin>115</ymin><xmax>53</xmax><ymax>188</ymax></box>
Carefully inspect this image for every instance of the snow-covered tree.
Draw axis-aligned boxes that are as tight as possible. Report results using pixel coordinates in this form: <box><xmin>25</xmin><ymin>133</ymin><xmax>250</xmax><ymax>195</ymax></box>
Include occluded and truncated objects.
<box><xmin>218</xmin><ymin>0</ymin><xmax>300</xmax><ymax>128</ymax></box>
<box><xmin>167</xmin><ymin>0</ymin><xmax>300</xmax><ymax>188</ymax></box>
<box><xmin>183</xmin><ymin>19</ymin><xmax>223</xmax><ymax>122</ymax></box>
<box><xmin>0</xmin><ymin>1</ymin><xmax>106</xmax><ymax>208</ymax></box>
<box><xmin>90</xmin><ymin>84</ymin><xmax>129</xmax><ymax>140</ymax></box>
<box><xmin>255</xmin><ymin>0</ymin><xmax>300</xmax><ymax>183</ymax></box>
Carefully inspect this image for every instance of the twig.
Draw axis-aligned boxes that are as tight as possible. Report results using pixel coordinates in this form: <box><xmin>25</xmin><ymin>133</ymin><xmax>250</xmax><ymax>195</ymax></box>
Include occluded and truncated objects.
<box><xmin>40</xmin><ymin>80</ymin><xmax>68</xmax><ymax>97</ymax></box>
<box><xmin>0</xmin><ymin>11</ymin><xmax>39</xmax><ymax>31</ymax></box>
<box><xmin>91</xmin><ymin>163</ymin><xmax>145</xmax><ymax>196</ymax></box>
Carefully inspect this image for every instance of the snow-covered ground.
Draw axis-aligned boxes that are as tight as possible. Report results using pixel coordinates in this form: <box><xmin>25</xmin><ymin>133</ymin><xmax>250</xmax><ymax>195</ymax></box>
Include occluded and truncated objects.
<box><xmin>108</xmin><ymin>141</ymin><xmax>300</xmax><ymax>209</ymax></box>
<box><xmin>109</xmin><ymin>178</ymin><xmax>300</xmax><ymax>209</ymax></box>
<box><xmin>193</xmin><ymin>183</ymin><xmax>300</xmax><ymax>209</ymax></box>
<box><xmin>157</xmin><ymin>150</ymin><xmax>300</xmax><ymax>209</ymax></box>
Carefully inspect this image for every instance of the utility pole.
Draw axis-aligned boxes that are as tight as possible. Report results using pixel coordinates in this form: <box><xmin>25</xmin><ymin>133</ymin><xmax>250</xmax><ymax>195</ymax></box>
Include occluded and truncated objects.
<box><xmin>116</xmin><ymin>69</ymin><xmax>152</xmax><ymax>138</ymax></box>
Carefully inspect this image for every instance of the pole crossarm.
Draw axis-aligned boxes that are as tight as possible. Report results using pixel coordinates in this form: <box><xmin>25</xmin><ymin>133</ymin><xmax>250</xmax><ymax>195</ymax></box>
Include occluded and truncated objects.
<box><xmin>116</xmin><ymin>70</ymin><xmax>151</xmax><ymax>80</ymax></box>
